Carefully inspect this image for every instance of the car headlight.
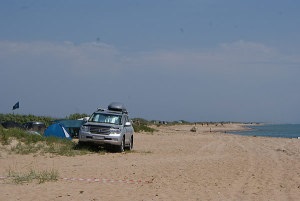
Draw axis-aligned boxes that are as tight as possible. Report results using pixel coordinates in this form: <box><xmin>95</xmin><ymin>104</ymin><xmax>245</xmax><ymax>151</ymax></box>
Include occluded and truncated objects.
<box><xmin>80</xmin><ymin>125</ymin><xmax>90</xmax><ymax>132</ymax></box>
<box><xmin>110</xmin><ymin>128</ymin><xmax>121</xmax><ymax>134</ymax></box>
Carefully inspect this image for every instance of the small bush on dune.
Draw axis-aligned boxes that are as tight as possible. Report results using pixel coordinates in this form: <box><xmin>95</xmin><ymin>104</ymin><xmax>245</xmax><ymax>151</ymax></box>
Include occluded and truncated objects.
<box><xmin>132</xmin><ymin>118</ymin><xmax>157</xmax><ymax>133</ymax></box>
<box><xmin>133</xmin><ymin>124</ymin><xmax>156</xmax><ymax>133</ymax></box>
<box><xmin>8</xmin><ymin>168</ymin><xmax>59</xmax><ymax>184</ymax></box>
<box><xmin>0</xmin><ymin>127</ymin><xmax>90</xmax><ymax>156</ymax></box>
<box><xmin>11</xmin><ymin>142</ymin><xmax>44</xmax><ymax>155</ymax></box>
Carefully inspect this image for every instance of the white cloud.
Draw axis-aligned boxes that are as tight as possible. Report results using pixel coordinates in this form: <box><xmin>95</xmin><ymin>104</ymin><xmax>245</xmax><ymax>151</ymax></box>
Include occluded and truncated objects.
<box><xmin>126</xmin><ymin>41</ymin><xmax>283</xmax><ymax>69</ymax></box>
<box><xmin>0</xmin><ymin>40</ymin><xmax>124</xmax><ymax>77</ymax></box>
<box><xmin>0</xmin><ymin>39</ymin><xmax>292</xmax><ymax>75</ymax></box>
<box><xmin>219</xmin><ymin>40</ymin><xmax>276</xmax><ymax>55</ymax></box>
<box><xmin>1</xmin><ymin>40</ymin><xmax>299</xmax><ymax>122</ymax></box>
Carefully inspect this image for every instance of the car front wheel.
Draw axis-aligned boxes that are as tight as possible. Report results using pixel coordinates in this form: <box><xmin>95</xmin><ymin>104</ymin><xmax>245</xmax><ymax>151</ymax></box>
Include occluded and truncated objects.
<box><xmin>116</xmin><ymin>137</ymin><xmax>125</xmax><ymax>152</ymax></box>
<box><xmin>126</xmin><ymin>136</ymin><xmax>133</xmax><ymax>151</ymax></box>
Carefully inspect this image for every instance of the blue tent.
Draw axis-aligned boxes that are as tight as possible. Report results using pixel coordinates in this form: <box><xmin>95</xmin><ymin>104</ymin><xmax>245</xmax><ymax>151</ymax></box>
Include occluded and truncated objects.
<box><xmin>44</xmin><ymin>123</ymin><xmax>71</xmax><ymax>139</ymax></box>
<box><xmin>52</xmin><ymin>119</ymin><xmax>84</xmax><ymax>138</ymax></box>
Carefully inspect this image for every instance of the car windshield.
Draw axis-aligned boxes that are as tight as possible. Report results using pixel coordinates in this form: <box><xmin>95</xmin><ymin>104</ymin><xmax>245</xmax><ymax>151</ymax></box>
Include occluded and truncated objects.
<box><xmin>89</xmin><ymin>113</ymin><xmax>122</xmax><ymax>125</ymax></box>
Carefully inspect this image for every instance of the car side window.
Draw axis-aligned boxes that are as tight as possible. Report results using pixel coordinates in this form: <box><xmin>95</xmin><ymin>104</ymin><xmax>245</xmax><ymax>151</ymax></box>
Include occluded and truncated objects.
<box><xmin>124</xmin><ymin>115</ymin><xmax>129</xmax><ymax>124</ymax></box>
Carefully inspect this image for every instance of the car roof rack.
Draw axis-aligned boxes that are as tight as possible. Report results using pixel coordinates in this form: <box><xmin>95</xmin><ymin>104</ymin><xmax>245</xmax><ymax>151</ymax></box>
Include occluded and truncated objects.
<box><xmin>96</xmin><ymin>102</ymin><xmax>128</xmax><ymax>114</ymax></box>
<box><xmin>97</xmin><ymin>108</ymin><xmax>105</xmax><ymax>112</ymax></box>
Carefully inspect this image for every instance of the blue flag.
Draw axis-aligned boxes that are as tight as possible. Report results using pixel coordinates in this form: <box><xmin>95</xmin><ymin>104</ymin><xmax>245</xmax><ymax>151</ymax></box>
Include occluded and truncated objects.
<box><xmin>13</xmin><ymin>102</ymin><xmax>19</xmax><ymax>110</ymax></box>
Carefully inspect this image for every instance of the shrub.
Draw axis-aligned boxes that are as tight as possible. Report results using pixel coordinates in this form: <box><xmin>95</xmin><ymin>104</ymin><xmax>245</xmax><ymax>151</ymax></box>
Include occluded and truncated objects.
<box><xmin>66</xmin><ymin>113</ymin><xmax>89</xmax><ymax>120</ymax></box>
<box><xmin>0</xmin><ymin>127</ymin><xmax>89</xmax><ymax>156</ymax></box>
<box><xmin>8</xmin><ymin>168</ymin><xmax>59</xmax><ymax>184</ymax></box>
<box><xmin>133</xmin><ymin>124</ymin><xmax>156</xmax><ymax>133</ymax></box>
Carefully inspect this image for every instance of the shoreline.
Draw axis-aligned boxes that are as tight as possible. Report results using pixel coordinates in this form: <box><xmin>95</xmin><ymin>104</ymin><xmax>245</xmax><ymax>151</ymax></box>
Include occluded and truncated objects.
<box><xmin>223</xmin><ymin>123</ymin><xmax>300</xmax><ymax>139</ymax></box>
<box><xmin>149</xmin><ymin>122</ymin><xmax>252</xmax><ymax>134</ymax></box>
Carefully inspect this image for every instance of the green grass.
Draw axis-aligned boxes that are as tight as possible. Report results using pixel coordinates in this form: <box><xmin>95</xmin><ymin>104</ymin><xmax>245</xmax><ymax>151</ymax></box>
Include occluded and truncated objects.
<box><xmin>0</xmin><ymin>127</ymin><xmax>43</xmax><ymax>144</ymax></box>
<box><xmin>0</xmin><ymin>127</ymin><xmax>93</xmax><ymax>156</ymax></box>
<box><xmin>133</xmin><ymin>124</ymin><xmax>156</xmax><ymax>133</ymax></box>
<box><xmin>7</xmin><ymin>168</ymin><xmax>59</xmax><ymax>184</ymax></box>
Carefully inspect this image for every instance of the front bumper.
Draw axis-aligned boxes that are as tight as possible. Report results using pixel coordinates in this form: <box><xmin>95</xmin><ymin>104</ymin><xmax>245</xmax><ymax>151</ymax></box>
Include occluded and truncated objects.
<box><xmin>79</xmin><ymin>131</ymin><xmax>122</xmax><ymax>146</ymax></box>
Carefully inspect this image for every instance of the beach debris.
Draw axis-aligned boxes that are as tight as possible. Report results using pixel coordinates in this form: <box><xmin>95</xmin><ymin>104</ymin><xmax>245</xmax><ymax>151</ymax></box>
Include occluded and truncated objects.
<box><xmin>190</xmin><ymin>126</ymin><xmax>197</xmax><ymax>132</ymax></box>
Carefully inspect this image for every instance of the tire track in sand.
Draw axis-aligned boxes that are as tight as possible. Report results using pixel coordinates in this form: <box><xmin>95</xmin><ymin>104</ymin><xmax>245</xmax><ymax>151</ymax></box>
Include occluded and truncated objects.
<box><xmin>230</xmin><ymin>137</ymin><xmax>289</xmax><ymax>201</ymax></box>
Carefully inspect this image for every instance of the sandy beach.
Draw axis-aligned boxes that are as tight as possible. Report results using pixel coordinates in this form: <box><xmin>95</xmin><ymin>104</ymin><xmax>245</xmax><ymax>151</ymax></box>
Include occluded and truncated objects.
<box><xmin>1</xmin><ymin>123</ymin><xmax>300</xmax><ymax>201</ymax></box>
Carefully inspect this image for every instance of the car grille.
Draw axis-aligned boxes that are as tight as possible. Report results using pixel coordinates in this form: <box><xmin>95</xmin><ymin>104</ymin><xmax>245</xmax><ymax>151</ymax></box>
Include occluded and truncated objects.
<box><xmin>89</xmin><ymin>126</ymin><xmax>110</xmax><ymax>135</ymax></box>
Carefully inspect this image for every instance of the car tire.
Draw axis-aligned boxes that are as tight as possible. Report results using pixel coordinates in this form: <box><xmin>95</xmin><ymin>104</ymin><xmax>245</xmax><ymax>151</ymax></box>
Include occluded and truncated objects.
<box><xmin>126</xmin><ymin>136</ymin><xmax>133</xmax><ymax>151</ymax></box>
<box><xmin>116</xmin><ymin>137</ymin><xmax>125</xmax><ymax>152</ymax></box>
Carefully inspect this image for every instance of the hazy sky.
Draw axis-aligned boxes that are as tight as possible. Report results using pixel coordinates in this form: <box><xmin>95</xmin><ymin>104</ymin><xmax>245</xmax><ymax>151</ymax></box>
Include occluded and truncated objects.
<box><xmin>1</xmin><ymin>0</ymin><xmax>300</xmax><ymax>123</ymax></box>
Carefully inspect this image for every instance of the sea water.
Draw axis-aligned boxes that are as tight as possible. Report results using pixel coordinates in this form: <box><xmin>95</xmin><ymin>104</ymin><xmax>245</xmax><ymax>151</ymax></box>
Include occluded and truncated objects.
<box><xmin>231</xmin><ymin>124</ymin><xmax>300</xmax><ymax>139</ymax></box>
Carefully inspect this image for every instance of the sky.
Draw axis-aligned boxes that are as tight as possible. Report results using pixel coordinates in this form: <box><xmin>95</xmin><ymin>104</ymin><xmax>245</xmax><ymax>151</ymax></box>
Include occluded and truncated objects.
<box><xmin>1</xmin><ymin>0</ymin><xmax>300</xmax><ymax>123</ymax></box>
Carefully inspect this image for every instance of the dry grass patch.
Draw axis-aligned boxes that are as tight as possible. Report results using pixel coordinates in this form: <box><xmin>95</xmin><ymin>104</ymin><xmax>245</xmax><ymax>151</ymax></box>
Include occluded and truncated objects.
<box><xmin>6</xmin><ymin>168</ymin><xmax>59</xmax><ymax>184</ymax></box>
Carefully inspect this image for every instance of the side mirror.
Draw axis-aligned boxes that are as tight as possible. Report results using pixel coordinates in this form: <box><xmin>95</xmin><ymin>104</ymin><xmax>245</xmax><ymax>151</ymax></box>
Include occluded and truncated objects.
<box><xmin>82</xmin><ymin>117</ymin><xmax>89</xmax><ymax>123</ymax></box>
<box><xmin>125</xmin><ymin>122</ymin><xmax>131</xmax><ymax>127</ymax></box>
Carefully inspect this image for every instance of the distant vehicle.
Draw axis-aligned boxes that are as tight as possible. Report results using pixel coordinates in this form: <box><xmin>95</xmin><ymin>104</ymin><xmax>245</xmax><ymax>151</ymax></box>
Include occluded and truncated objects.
<box><xmin>1</xmin><ymin>121</ymin><xmax>23</xmax><ymax>129</ymax></box>
<box><xmin>78</xmin><ymin>102</ymin><xmax>134</xmax><ymax>152</ymax></box>
<box><xmin>23</xmin><ymin>121</ymin><xmax>46</xmax><ymax>134</ymax></box>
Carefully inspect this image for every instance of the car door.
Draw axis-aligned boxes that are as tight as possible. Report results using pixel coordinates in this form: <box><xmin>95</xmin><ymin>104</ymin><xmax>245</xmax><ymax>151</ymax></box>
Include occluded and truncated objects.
<box><xmin>124</xmin><ymin>115</ymin><xmax>132</xmax><ymax>144</ymax></box>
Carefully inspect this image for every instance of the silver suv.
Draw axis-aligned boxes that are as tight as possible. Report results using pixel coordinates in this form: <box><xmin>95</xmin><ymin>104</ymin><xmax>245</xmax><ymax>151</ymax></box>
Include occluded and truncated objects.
<box><xmin>79</xmin><ymin>102</ymin><xmax>134</xmax><ymax>152</ymax></box>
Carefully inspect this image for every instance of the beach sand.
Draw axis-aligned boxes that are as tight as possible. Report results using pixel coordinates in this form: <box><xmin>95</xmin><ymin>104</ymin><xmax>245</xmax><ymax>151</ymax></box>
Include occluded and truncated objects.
<box><xmin>1</xmin><ymin>123</ymin><xmax>299</xmax><ymax>201</ymax></box>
